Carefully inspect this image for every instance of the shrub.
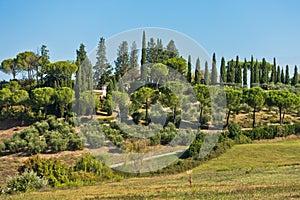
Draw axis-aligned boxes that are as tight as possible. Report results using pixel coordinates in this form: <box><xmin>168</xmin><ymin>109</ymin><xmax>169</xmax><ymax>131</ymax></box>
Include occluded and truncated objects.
<box><xmin>6</xmin><ymin>170</ymin><xmax>48</xmax><ymax>193</ymax></box>
<box><xmin>227</xmin><ymin>123</ymin><xmax>242</xmax><ymax>139</ymax></box>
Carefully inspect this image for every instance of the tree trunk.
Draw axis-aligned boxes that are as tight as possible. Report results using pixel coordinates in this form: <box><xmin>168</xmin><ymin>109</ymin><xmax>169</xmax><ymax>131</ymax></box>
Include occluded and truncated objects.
<box><xmin>173</xmin><ymin>106</ymin><xmax>177</xmax><ymax>125</ymax></box>
<box><xmin>225</xmin><ymin>109</ymin><xmax>231</xmax><ymax>128</ymax></box>
<box><xmin>156</xmin><ymin>79</ymin><xmax>160</xmax><ymax>90</ymax></box>
<box><xmin>252</xmin><ymin>108</ymin><xmax>256</xmax><ymax>128</ymax></box>
<box><xmin>282</xmin><ymin>111</ymin><xmax>285</xmax><ymax>124</ymax></box>
<box><xmin>145</xmin><ymin>100</ymin><xmax>149</xmax><ymax>126</ymax></box>
<box><xmin>199</xmin><ymin>106</ymin><xmax>203</xmax><ymax>129</ymax></box>
<box><xmin>279</xmin><ymin>107</ymin><xmax>282</xmax><ymax>125</ymax></box>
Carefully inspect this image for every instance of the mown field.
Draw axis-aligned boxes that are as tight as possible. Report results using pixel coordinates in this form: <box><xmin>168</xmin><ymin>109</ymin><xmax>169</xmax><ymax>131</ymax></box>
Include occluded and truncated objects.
<box><xmin>3</xmin><ymin>139</ymin><xmax>300</xmax><ymax>200</ymax></box>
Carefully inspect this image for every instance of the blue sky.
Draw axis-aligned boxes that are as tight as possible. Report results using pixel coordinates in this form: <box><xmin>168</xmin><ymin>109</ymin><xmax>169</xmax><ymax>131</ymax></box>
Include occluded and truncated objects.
<box><xmin>1</xmin><ymin>0</ymin><xmax>300</xmax><ymax>80</ymax></box>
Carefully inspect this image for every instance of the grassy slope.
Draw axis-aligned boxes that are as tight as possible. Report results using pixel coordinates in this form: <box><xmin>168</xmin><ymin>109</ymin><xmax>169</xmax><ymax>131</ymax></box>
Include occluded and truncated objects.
<box><xmin>3</xmin><ymin>140</ymin><xmax>300</xmax><ymax>200</ymax></box>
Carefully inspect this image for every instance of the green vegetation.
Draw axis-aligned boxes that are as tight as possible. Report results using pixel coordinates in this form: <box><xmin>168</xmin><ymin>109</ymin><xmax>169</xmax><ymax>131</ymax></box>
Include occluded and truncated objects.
<box><xmin>2</xmin><ymin>140</ymin><xmax>300</xmax><ymax>199</ymax></box>
<box><xmin>1</xmin><ymin>117</ymin><xmax>82</xmax><ymax>155</ymax></box>
<box><xmin>0</xmin><ymin>31</ymin><xmax>300</xmax><ymax>198</ymax></box>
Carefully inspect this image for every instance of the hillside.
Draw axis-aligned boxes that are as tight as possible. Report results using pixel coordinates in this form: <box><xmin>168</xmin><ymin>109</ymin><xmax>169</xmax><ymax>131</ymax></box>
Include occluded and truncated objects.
<box><xmin>3</xmin><ymin>139</ymin><xmax>300</xmax><ymax>200</ymax></box>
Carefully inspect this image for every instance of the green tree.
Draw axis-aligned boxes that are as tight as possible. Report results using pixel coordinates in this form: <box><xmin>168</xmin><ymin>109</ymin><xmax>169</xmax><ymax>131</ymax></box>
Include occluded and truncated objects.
<box><xmin>74</xmin><ymin>44</ymin><xmax>93</xmax><ymax>116</ymax></box>
<box><xmin>235</xmin><ymin>56</ymin><xmax>242</xmax><ymax>85</ymax></box>
<box><xmin>38</xmin><ymin>45</ymin><xmax>50</xmax><ymax>84</ymax></box>
<box><xmin>276</xmin><ymin>66</ymin><xmax>281</xmax><ymax>83</ymax></box>
<box><xmin>242</xmin><ymin>58</ymin><xmax>247</xmax><ymax>88</ymax></box>
<box><xmin>166</xmin><ymin>40</ymin><xmax>179</xmax><ymax>58</ymax></box>
<box><xmin>150</xmin><ymin>63</ymin><xmax>168</xmax><ymax>89</ymax></box>
<box><xmin>16</xmin><ymin>51</ymin><xmax>40</xmax><ymax>80</ymax></box>
<box><xmin>285</xmin><ymin>65</ymin><xmax>290</xmax><ymax>85</ymax></box>
<box><xmin>32</xmin><ymin>87</ymin><xmax>55</xmax><ymax>116</ymax></box>
<box><xmin>250</xmin><ymin>55</ymin><xmax>254</xmax><ymax>87</ymax></box>
<box><xmin>131</xmin><ymin>87</ymin><xmax>157</xmax><ymax>125</ymax></box>
<box><xmin>292</xmin><ymin>65</ymin><xmax>298</xmax><ymax>85</ymax></box>
<box><xmin>270</xmin><ymin>57</ymin><xmax>276</xmax><ymax>83</ymax></box>
<box><xmin>93</xmin><ymin>37</ymin><xmax>111</xmax><ymax>88</ymax></box>
<box><xmin>187</xmin><ymin>55</ymin><xmax>192</xmax><ymax>83</ymax></box>
<box><xmin>164</xmin><ymin>57</ymin><xmax>187</xmax><ymax>79</ymax></box>
<box><xmin>260</xmin><ymin>58</ymin><xmax>268</xmax><ymax>84</ymax></box>
<box><xmin>115</xmin><ymin>41</ymin><xmax>129</xmax><ymax>79</ymax></box>
<box><xmin>243</xmin><ymin>87</ymin><xmax>265</xmax><ymax>128</ymax></box>
<box><xmin>220</xmin><ymin>57</ymin><xmax>226</xmax><ymax>83</ymax></box>
<box><xmin>1</xmin><ymin>58</ymin><xmax>18</xmax><ymax>79</ymax></box>
<box><xmin>254</xmin><ymin>60</ymin><xmax>259</xmax><ymax>84</ymax></box>
<box><xmin>227</xmin><ymin>59</ymin><xmax>235</xmax><ymax>84</ymax></box>
<box><xmin>225</xmin><ymin>89</ymin><xmax>242</xmax><ymax>127</ymax></box>
<box><xmin>204</xmin><ymin>61</ymin><xmax>209</xmax><ymax>85</ymax></box>
<box><xmin>194</xmin><ymin>58</ymin><xmax>201</xmax><ymax>85</ymax></box>
<box><xmin>43</xmin><ymin>61</ymin><xmax>78</xmax><ymax>88</ymax></box>
<box><xmin>193</xmin><ymin>84</ymin><xmax>210</xmax><ymax>127</ymax></box>
<box><xmin>0</xmin><ymin>88</ymin><xmax>12</xmax><ymax>116</ymax></box>
<box><xmin>211</xmin><ymin>53</ymin><xmax>218</xmax><ymax>85</ymax></box>
<box><xmin>112</xmin><ymin>91</ymin><xmax>129</xmax><ymax>122</ymax></box>
<box><xmin>281</xmin><ymin>68</ymin><xmax>285</xmax><ymax>83</ymax></box>
<box><xmin>55</xmin><ymin>87</ymin><xmax>73</xmax><ymax>117</ymax></box>
<box><xmin>127</xmin><ymin>41</ymin><xmax>140</xmax><ymax>81</ymax></box>
<box><xmin>141</xmin><ymin>31</ymin><xmax>147</xmax><ymax>80</ymax></box>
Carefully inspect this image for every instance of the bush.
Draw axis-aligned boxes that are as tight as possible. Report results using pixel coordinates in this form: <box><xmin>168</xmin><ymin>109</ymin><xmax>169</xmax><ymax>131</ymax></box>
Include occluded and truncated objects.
<box><xmin>1</xmin><ymin>118</ymin><xmax>83</xmax><ymax>155</ymax></box>
<box><xmin>6</xmin><ymin>170</ymin><xmax>48</xmax><ymax>193</ymax></box>
<box><xmin>227</xmin><ymin>123</ymin><xmax>242</xmax><ymax>139</ymax></box>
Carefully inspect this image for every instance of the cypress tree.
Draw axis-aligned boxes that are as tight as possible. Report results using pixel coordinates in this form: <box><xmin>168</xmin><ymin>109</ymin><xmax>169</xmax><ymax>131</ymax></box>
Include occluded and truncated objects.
<box><xmin>235</xmin><ymin>56</ymin><xmax>242</xmax><ymax>85</ymax></box>
<box><xmin>281</xmin><ymin>68</ymin><xmax>285</xmax><ymax>83</ymax></box>
<box><xmin>254</xmin><ymin>59</ymin><xmax>259</xmax><ymax>84</ymax></box>
<box><xmin>204</xmin><ymin>60</ymin><xmax>209</xmax><ymax>85</ymax></box>
<box><xmin>276</xmin><ymin>65</ymin><xmax>281</xmax><ymax>83</ymax></box>
<box><xmin>115</xmin><ymin>41</ymin><xmax>129</xmax><ymax>79</ymax></box>
<box><xmin>129</xmin><ymin>41</ymin><xmax>139</xmax><ymax>81</ymax></box>
<box><xmin>250</xmin><ymin>55</ymin><xmax>254</xmax><ymax>87</ymax></box>
<box><xmin>211</xmin><ymin>53</ymin><xmax>218</xmax><ymax>85</ymax></box>
<box><xmin>285</xmin><ymin>65</ymin><xmax>290</xmax><ymax>85</ymax></box>
<box><xmin>292</xmin><ymin>65</ymin><xmax>298</xmax><ymax>85</ymax></box>
<box><xmin>270</xmin><ymin>57</ymin><xmax>276</xmax><ymax>83</ymax></box>
<box><xmin>227</xmin><ymin>59</ymin><xmax>235</xmax><ymax>84</ymax></box>
<box><xmin>194</xmin><ymin>58</ymin><xmax>201</xmax><ymax>84</ymax></box>
<box><xmin>243</xmin><ymin>58</ymin><xmax>247</xmax><ymax>88</ymax></box>
<box><xmin>187</xmin><ymin>55</ymin><xmax>192</xmax><ymax>83</ymax></box>
<box><xmin>260</xmin><ymin>58</ymin><xmax>268</xmax><ymax>84</ymax></box>
<box><xmin>220</xmin><ymin>57</ymin><xmax>226</xmax><ymax>83</ymax></box>
<box><xmin>166</xmin><ymin>40</ymin><xmax>179</xmax><ymax>58</ymax></box>
<box><xmin>141</xmin><ymin>31</ymin><xmax>147</xmax><ymax>80</ymax></box>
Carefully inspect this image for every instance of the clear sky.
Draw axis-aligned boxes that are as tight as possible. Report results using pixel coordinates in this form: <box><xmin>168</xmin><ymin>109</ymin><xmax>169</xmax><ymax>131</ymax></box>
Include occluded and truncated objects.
<box><xmin>1</xmin><ymin>0</ymin><xmax>300</xmax><ymax>80</ymax></box>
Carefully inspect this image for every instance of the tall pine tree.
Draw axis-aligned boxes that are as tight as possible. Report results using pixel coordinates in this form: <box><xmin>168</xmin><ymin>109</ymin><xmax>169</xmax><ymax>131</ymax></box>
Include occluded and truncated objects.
<box><xmin>166</xmin><ymin>40</ymin><xmax>179</xmax><ymax>58</ymax></box>
<box><xmin>235</xmin><ymin>56</ymin><xmax>242</xmax><ymax>85</ymax></box>
<box><xmin>281</xmin><ymin>68</ymin><xmax>285</xmax><ymax>83</ymax></box>
<box><xmin>270</xmin><ymin>57</ymin><xmax>276</xmax><ymax>83</ymax></box>
<box><xmin>204</xmin><ymin>61</ymin><xmax>209</xmax><ymax>85</ymax></box>
<box><xmin>254</xmin><ymin>59</ymin><xmax>259</xmax><ymax>84</ymax></box>
<box><xmin>115</xmin><ymin>41</ymin><xmax>129</xmax><ymax>80</ymax></box>
<box><xmin>260</xmin><ymin>58</ymin><xmax>268</xmax><ymax>84</ymax></box>
<box><xmin>211</xmin><ymin>53</ymin><xmax>218</xmax><ymax>85</ymax></box>
<box><xmin>194</xmin><ymin>58</ymin><xmax>201</xmax><ymax>84</ymax></box>
<box><xmin>227</xmin><ymin>59</ymin><xmax>235</xmax><ymax>84</ymax></box>
<box><xmin>220</xmin><ymin>57</ymin><xmax>226</xmax><ymax>83</ymax></box>
<box><xmin>276</xmin><ymin>65</ymin><xmax>281</xmax><ymax>83</ymax></box>
<box><xmin>285</xmin><ymin>65</ymin><xmax>290</xmax><ymax>85</ymax></box>
<box><xmin>93</xmin><ymin>37</ymin><xmax>111</xmax><ymax>89</ymax></box>
<box><xmin>128</xmin><ymin>41</ymin><xmax>139</xmax><ymax>81</ymax></box>
<box><xmin>250</xmin><ymin>55</ymin><xmax>254</xmax><ymax>87</ymax></box>
<box><xmin>141</xmin><ymin>31</ymin><xmax>147</xmax><ymax>80</ymax></box>
<box><xmin>292</xmin><ymin>65</ymin><xmax>298</xmax><ymax>85</ymax></box>
<box><xmin>243</xmin><ymin>58</ymin><xmax>247</xmax><ymax>88</ymax></box>
<box><xmin>187</xmin><ymin>55</ymin><xmax>192</xmax><ymax>83</ymax></box>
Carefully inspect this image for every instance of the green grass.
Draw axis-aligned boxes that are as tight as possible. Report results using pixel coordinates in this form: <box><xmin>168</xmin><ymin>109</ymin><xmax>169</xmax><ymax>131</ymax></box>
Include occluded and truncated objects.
<box><xmin>2</xmin><ymin>139</ymin><xmax>300</xmax><ymax>199</ymax></box>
